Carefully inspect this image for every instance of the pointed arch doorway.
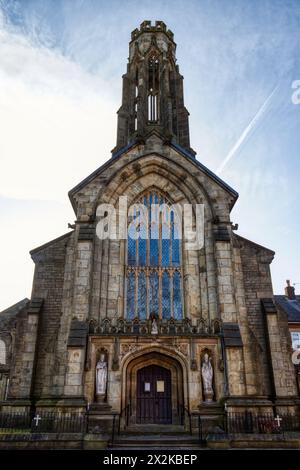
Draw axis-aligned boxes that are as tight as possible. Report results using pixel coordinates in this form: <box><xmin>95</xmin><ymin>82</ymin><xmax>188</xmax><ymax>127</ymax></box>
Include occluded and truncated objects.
<box><xmin>124</xmin><ymin>351</ymin><xmax>184</xmax><ymax>426</ymax></box>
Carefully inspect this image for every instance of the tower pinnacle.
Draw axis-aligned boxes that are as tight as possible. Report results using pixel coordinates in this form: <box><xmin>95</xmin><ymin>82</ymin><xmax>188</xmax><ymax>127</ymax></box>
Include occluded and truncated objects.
<box><xmin>113</xmin><ymin>20</ymin><xmax>195</xmax><ymax>157</ymax></box>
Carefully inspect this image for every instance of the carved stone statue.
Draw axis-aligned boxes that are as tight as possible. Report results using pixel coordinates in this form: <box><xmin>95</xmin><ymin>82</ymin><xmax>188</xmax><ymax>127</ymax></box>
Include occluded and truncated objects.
<box><xmin>201</xmin><ymin>352</ymin><xmax>214</xmax><ymax>402</ymax></box>
<box><xmin>96</xmin><ymin>353</ymin><xmax>107</xmax><ymax>401</ymax></box>
<box><xmin>151</xmin><ymin>318</ymin><xmax>158</xmax><ymax>335</ymax></box>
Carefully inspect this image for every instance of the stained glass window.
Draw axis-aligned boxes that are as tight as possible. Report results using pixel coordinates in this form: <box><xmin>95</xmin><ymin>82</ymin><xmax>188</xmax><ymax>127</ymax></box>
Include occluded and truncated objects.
<box><xmin>126</xmin><ymin>271</ymin><xmax>135</xmax><ymax>319</ymax></box>
<box><xmin>173</xmin><ymin>272</ymin><xmax>182</xmax><ymax>320</ymax></box>
<box><xmin>149</xmin><ymin>271</ymin><xmax>159</xmax><ymax>316</ymax></box>
<box><xmin>126</xmin><ymin>190</ymin><xmax>183</xmax><ymax>320</ymax></box>
<box><xmin>138</xmin><ymin>271</ymin><xmax>147</xmax><ymax>320</ymax></box>
<box><xmin>171</xmin><ymin>211</ymin><xmax>180</xmax><ymax>266</ymax></box>
<box><xmin>128</xmin><ymin>234</ymin><xmax>136</xmax><ymax>266</ymax></box>
<box><xmin>162</xmin><ymin>271</ymin><xmax>170</xmax><ymax>319</ymax></box>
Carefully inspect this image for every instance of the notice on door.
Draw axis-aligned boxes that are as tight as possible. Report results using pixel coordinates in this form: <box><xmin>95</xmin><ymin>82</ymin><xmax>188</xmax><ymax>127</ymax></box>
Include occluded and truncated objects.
<box><xmin>156</xmin><ymin>380</ymin><xmax>165</xmax><ymax>392</ymax></box>
<box><xmin>144</xmin><ymin>382</ymin><xmax>151</xmax><ymax>392</ymax></box>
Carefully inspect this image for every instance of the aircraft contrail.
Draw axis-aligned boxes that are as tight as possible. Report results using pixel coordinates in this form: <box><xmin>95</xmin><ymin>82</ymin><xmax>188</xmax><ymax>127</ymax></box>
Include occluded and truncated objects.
<box><xmin>216</xmin><ymin>84</ymin><xmax>279</xmax><ymax>175</ymax></box>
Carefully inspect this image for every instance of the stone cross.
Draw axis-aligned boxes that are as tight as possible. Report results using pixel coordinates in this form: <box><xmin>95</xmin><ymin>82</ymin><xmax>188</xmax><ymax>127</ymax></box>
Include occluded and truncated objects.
<box><xmin>274</xmin><ymin>415</ymin><xmax>282</xmax><ymax>427</ymax></box>
<box><xmin>33</xmin><ymin>415</ymin><xmax>42</xmax><ymax>427</ymax></box>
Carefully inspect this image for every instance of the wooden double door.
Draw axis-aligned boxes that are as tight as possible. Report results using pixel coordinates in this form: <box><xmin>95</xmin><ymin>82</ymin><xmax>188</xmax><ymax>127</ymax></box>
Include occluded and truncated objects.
<box><xmin>136</xmin><ymin>365</ymin><xmax>172</xmax><ymax>424</ymax></box>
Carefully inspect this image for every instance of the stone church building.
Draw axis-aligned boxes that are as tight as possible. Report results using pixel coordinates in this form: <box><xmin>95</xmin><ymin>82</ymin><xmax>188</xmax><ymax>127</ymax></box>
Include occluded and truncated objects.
<box><xmin>0</xmin><ymin>21</ymin><xmax>299</xmax><ymax>433</ymax></box>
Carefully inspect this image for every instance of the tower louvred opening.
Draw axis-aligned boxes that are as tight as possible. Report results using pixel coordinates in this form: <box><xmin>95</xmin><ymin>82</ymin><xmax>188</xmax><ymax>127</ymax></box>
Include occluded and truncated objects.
<box><xmin>148</xmin><ymin>55</ymin><xmax>159</xmax><ymax>122</ymax></box>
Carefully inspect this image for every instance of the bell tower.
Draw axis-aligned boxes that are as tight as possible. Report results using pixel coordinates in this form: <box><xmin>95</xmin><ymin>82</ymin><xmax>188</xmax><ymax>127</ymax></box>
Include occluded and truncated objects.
<box><xmin>113</xmin><ymin>20</ymin><xmax>195</xmax><ymax>157</ymax></box>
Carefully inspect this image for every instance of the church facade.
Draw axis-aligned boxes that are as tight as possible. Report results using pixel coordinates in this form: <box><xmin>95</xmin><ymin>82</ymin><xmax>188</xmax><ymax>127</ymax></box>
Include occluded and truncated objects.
<box><xmin>0</xmin><ymin>21</ymin><xmax>299</xmax><ymax>433</ymax></box>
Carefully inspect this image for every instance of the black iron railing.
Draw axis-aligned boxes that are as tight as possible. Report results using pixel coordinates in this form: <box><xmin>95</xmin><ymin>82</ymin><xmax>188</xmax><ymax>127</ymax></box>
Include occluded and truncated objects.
<box><xmin>111</xmin><ymin>413</ymin><xmax>118</xmax><ymax>446</ymax></box>
<box><xmin>0</xmin><ymin>411</ymin><xmax>86</xmax><ymax>434</ymax></box>
<box><xmin>180</xmin><ymin>405</ymin><xmax>192</xmax><ymax>434</ymax></box>
<box><xmin>197</xmin><ymin>414</ymin><xmax>204</xmax><ymax>443</ymax></box>
<box><xmin>225</xmin><ymin>412</ymin><xmax>300</xmax><ymax>435</ymax></box>
<box><xmin>0</xmin><ymin>411</ymin><xmax>31</xmax><ymax>432</ymax></box>
<box><xmin>117</xmin><ymin>403</ymin><xmax>131</xmax><ymax>434</ymax></box>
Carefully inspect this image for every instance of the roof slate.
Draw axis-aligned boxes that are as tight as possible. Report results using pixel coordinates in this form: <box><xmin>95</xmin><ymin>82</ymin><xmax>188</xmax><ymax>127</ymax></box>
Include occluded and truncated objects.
<box><xmin>274</xmin><ymin>295</ymin><xmax>300</xmax><ymax>323</ymax></box>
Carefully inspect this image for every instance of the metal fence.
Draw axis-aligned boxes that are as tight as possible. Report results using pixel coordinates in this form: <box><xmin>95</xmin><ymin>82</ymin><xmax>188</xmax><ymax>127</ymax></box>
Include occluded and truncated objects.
<box><xmin>1</xmin><ymin>410</ymin><xmax>299</xmax><ymax>438</ymax></box>
<box><xmin>225</xmin><ymin>411</ymin><xmax>300</xmax><ymax>434</ymax></box>
<box><xmin>0</xmin><ymin>411</ymin><xmax>31</xmax><ymax>432</ymax></box>
<box><xmin>0</xmin><ymin>411</ymin><xmax>87</xmax><ymax>434</ymax></box>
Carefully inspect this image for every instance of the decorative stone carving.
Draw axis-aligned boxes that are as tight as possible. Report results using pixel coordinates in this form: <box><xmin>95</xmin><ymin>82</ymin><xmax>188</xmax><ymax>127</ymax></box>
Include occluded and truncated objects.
<box><xmin>151</xmin><ymin>318</ymin><xmax>158</xmax><ymax>335</ymax></box>
<box><xmin>120</xmin><ymin>343</ymin><xmax>139</xmax><ymax>358</ymax></box>
<box><xmin>87</xmin><ymin>317</ymin><xmax>223</xmax><ymax>336</ymax></box>
<box><xmin>176</xmin><ymin>343</ymin><xmax>189</xmax><ymax>357</ymax></box>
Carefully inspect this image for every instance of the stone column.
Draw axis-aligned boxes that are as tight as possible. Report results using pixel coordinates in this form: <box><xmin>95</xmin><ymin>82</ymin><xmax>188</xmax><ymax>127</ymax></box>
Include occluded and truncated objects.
<box><xmin>64</xmin><ymin>320</ymin><xmax>88</xmax><ymax>398</ymax></box>
<box><xmin>63</xmin><ymin>224</ymin><xmax>94</xmax><ymax>400</ymax></box>
<box><xmin>222</xmin><ymin>323</ymin><xmax>246</xmax><ymax>397</ymax></box>
<box><xmin>72</xmin><ymin>224</ymin><xmax>94</xmax><ymax>321</ymax></box>
<box><xmin>214</xmin><ymin>232</ymin><xmax>237</xmax><ymax>324</ymax></box>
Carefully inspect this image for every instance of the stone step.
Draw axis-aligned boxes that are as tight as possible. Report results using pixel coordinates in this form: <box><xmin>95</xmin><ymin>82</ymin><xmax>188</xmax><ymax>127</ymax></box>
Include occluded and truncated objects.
<box><xmin>108</xmin><ymin>434</ymin><xmax>204</xmax><ymax>449</ymax></box>
<box><xmin>109</xmin><ymin>442</ymin><xmax>203</xmax><ymax>449</ymax></box>
<box><xmin>122</xmin><ymin>424</ymin><xmax>187</xmax><ymax>434</ymax></box>
<box><xmin>110</xmin><ymin>445</ymin><xmax>203</xmax><ymax>449</ymax></box>
<box><xmin>115</xmin><ymin>435</ymin><xmax>197</xmax><ymax>441</ymax></box>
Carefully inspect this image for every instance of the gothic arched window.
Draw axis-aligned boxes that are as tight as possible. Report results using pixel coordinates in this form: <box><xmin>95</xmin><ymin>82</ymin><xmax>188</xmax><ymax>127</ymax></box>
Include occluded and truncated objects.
<box><xmin>134</xmin><ymin>68</ymin><xmax>138</xmax><ymax>131</ymax></box>
<box><xmin>126</xmin><ymin>190</ymin><xmax>183</xmax><ymax>320</ymax></box>
<box><xmin>148</xmin><ymin>55</ymin><xmax>159</xmax><ymax>122</ymax></box>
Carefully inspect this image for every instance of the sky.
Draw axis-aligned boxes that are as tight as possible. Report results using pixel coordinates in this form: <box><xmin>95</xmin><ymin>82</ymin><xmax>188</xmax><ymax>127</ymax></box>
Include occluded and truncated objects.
<box><xmin>0</xmin><ymin>0</ymin><xmax>300</xmax><ymax>310</ymax></box>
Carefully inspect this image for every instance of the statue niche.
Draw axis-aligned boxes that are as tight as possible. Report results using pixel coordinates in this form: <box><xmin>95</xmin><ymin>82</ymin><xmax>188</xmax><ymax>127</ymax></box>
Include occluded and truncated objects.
<box><xmin>201</xmin><ymin>349</ymin><xmax>215</xmax><ymax>403</ymax></box>
<box><xmin>95</xmin><ymin>349</ymin><xmax>108</xmax><ymax>403</ymax></box>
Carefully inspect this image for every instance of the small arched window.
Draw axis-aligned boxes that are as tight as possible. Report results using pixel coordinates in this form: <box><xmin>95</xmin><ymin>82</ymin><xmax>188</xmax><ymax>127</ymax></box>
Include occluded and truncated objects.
<box><xmin>134</xmin><ymin>68</ymin><xmax>138</xmax><ymax>131</ymax></box>
<box><xmin>126</xmin><ymin>190</ymin><xmax>183</xmax><ymax>320</ymax></box>
<box><xmin>148</xmin><ymin>55</ymin><xmax>159</xmax><ymax>122</ymax></box>
<box><xmin>0</xmin><ymin>339</ymin><xmax>6</xmax><ymax>365</ymax></box>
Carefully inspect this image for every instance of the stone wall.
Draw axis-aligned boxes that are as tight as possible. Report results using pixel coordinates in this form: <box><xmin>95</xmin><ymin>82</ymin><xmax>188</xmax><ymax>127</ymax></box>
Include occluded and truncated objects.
<box><xmin>6</xmin><ymin>309</ymin><xmax>28</xmax><ymax>399</ymax></box>
<box><xmin>238</xmin><ymin>236</ymin><xmax>274</xmax><ymax>397</ymax></box>
<box><xmin>30</xmin><ymin>233</ymin><xmax>70</xmax><ymax>398</ymax></box>
<box><xmin>238</xmin><ymin>235</ymin><xmax>298</xmax><ymax>402</ymax></box>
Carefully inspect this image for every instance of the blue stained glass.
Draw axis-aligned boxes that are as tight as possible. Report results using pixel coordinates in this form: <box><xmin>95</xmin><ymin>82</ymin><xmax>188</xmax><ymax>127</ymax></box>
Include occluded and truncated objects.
<box><xmin>127</xmin><ymin>191</ymin><xmax>183</xmax><ymax>321</ymax></box>
<box><xmin>150</xmin><ymin>229</ymin><xmax>159</xmax><ymax>265</ymax></box>
<box><xmin>149</xmin><ymin>272</ymin><xmax>159</xmax><ymax>316</ymax></box>
<box><xmin>128</xmin><ymin>235</ymin><xmax>136</xmax><ymax>265</ymax></box>
<box><xmin>138</xmin><ymin>217</ymin><xmax>147</xmax><ymax>266</ymax></box>
<box><xmin>172</xmin><ymin>220</ymin><xmax>180</xmax><ymax>266</ymax></box>
<box><xmin>126</xmin><ymin>272</ymin><xmax>135</xmax><ymax>319</ymax></box>
<box><xmin>173</xmin><ymin>272</ymin><xmax>182</xmax><ymax>320</ymax></box>
<box><xmin>149</xmin><ymin>192</ymin><xmax>153</xmax><ymax>220</ymax></box>
<box><xmin>150</xmin><ymin>193</ymin><xmax>159</xmax><ymax>265</ymax></box>
<box><xmin>161</xmin><ymin>238</ymin><xmax>170</xmax><ymax>266</ymax></box>
<box><xmin>148</xmin><ymin>192</ymin><xmax>152</xmax><ymax>242</ymax></box>
<box><xmin>138</xmin><ymin>238</ymin><xmax>146</xmax><ymax>266</ymax></box>
<box><xmin>162</xmin><ymin>271</ymin><xmax>170</xmax><ymax>319</ymax></box>
<box><xmin>161</xmin><ymin>204</ymin><xmax>170</xmax><ymax>239</ymax></box>
<box><xmin>138</xmin><ymin>272</ymin><xmax>147</xmax><ymax>319</ymax></box>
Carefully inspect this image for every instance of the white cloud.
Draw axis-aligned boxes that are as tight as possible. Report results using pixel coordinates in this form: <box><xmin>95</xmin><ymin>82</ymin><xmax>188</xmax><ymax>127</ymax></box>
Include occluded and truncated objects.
<box><xmin>0</xmin><ymin>19</ymin><xmax>117</xmax><ymax>202</ymax></box>
<box><xmin>0</xmin><ymin>17</ymin><xmax>118</xmax><ymax>310</ymax></box>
